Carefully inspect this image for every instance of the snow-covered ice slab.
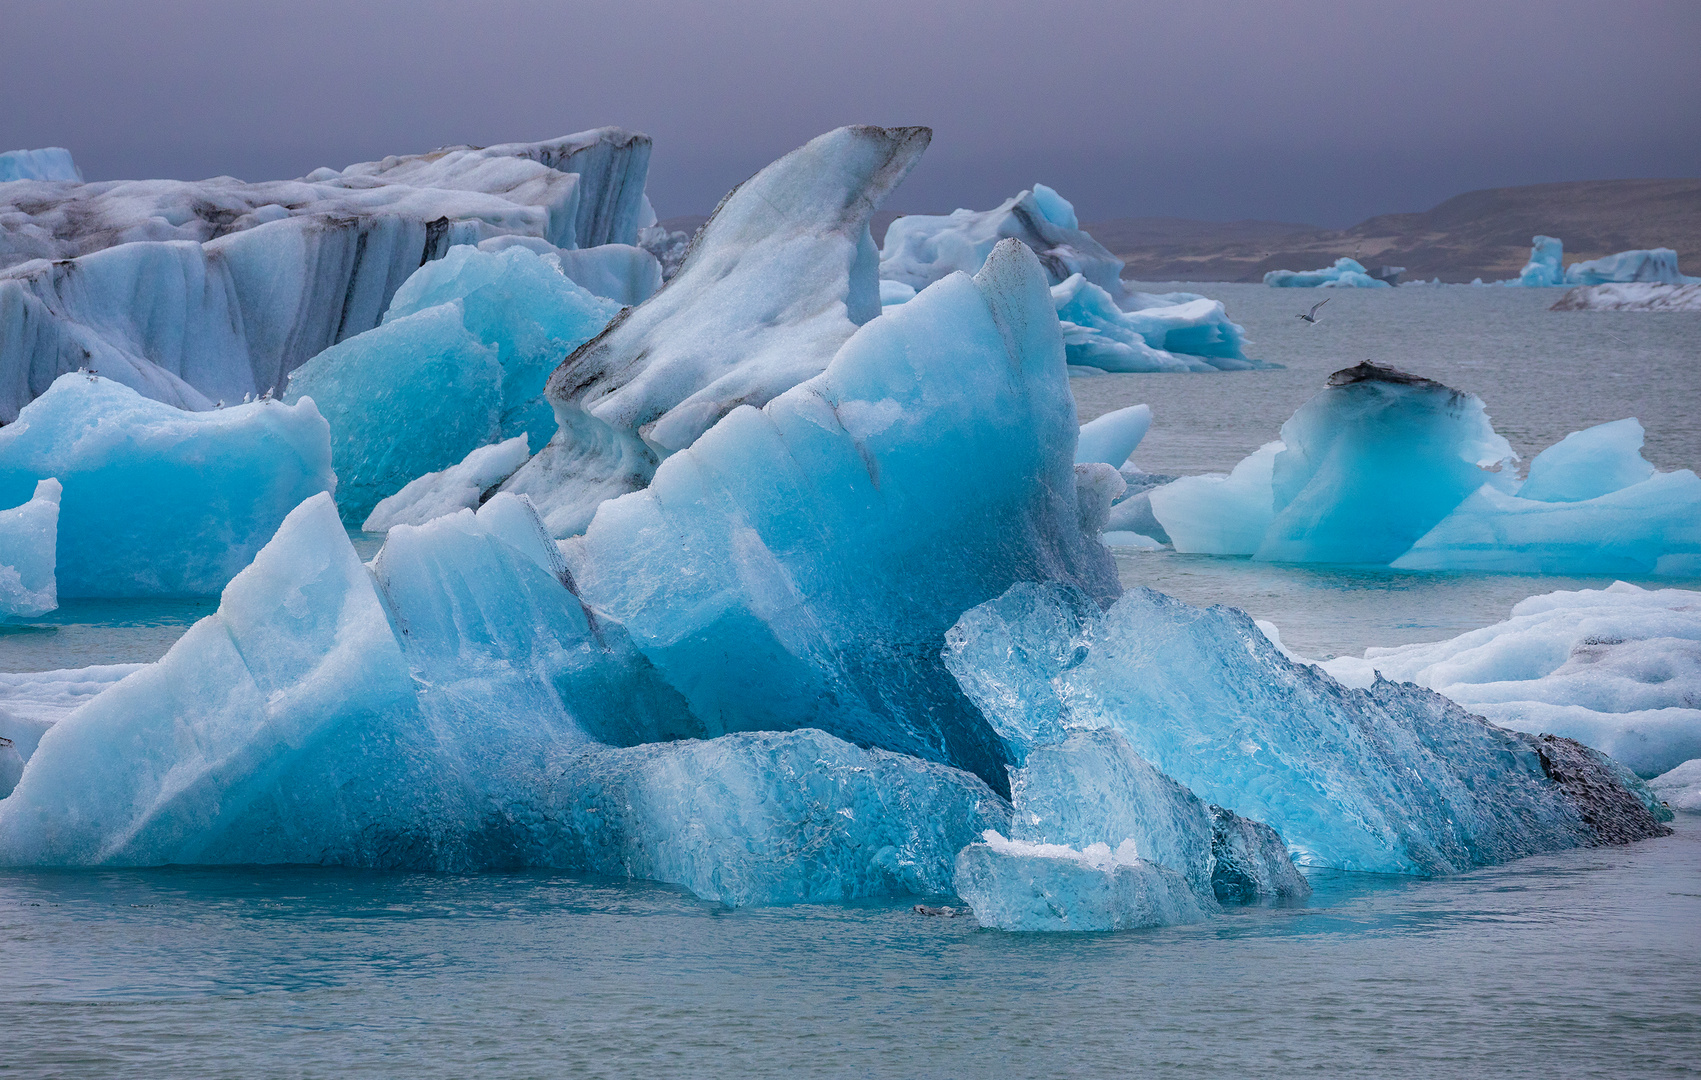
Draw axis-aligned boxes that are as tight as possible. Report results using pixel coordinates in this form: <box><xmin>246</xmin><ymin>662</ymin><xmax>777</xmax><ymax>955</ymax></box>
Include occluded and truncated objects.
<box><xmin>1265</xmin><ymin>257</ymin><xmax>1392</xmax><ymax>288</ymax></box>
<box><xmin>0</xmin><ymin>129</ymin><xmax>649</xmax><ymax>422</ymax></box>
<box><xmin>566</xmin><ymin>240</ymin><xmax>1119</xmax><ymax>791</ymax></box>
<box><xmin>1650</xmin><ymin>759</ymin><xmax>1701</xmax><ymax>812</ymax></box>
<box><xmin>879</xmin><ymin>183</ymin><xmax>1126</xmax><ymax>296</ymax></box>
<box><xmin>0</xmin><ymin>148</ymin><xmax>82</xmax><ymax>183</ymax></box>
<box><xmin>362</xmin><ymin>436</ymin><xmax>532</xmax><ymax>532</ymax></box>
<box><xmin>1051</xmin><ymin>275</ymin><xmax>1267</xmax><ymax>372</ymax></box>
<box><xmin>0</xmin><ymin>374</ymin><xmax>333</xmax><ymax>597</ymax></box>
<box><xmin>0</xmin><ymin>478</ymin><xmax>59</xmax><ymax>619</ymax></box>
<box><xmin>943</xmin><ymin>580</ymin><xmax>1670</xmax><ymax>876</ymax></box>
<box><xmin>1321</xmin><ymin>583</ymin><xmax>1701</xmax><ymax>779</ymax></box>
<box><xmin>503</xmin><ymin>125</ymin><xmax>931</xmax><ymax>537</ymax></box>
<box><xmin>286</xmin><ymin>244</ymin><xmax>619</xmax><ymax>521</ymax></box>
<box><xmin>1551</xmin><ymin>282</ymin><xmax>1701</xmax><ymax>311</ymax></box>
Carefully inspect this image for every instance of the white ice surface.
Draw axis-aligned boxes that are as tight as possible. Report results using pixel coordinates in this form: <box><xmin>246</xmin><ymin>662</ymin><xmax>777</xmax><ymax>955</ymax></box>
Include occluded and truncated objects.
<box><xmin>362</xmin><ymin>436</ymin><xmax>533</xmax><ymax>532</ymax></box>
<box><xmin>0</xmin><ymin>478</ymin><xmax>59</xmax><ymax>618</ymax></box>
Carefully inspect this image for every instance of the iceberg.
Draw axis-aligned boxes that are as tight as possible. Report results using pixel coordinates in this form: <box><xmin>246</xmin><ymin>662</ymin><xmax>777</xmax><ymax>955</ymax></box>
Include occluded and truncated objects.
<box><xmin>565</xmin><ymin>240</ymin><xmax>1119</xmax><ymax>792</ymax></box>
<box><xmin>1050</xmin><ymin>275</ymin><xmax>1266</xmax><ymax>373</ymax></box>
<box><xmin>0</xmin><ymin>148</ymin><xmax>82</xmax><ymax>184</ymax></box>
<box><xmin>1264</xmin><ymin>257</ymin><xmax>1392</xmax><ymax>288</ymax></box>
<box><xmin>1516</xmin><ymin>418</ymin><xmax>1653</xmax><ymax>502</ymax></box>
<box><xmin>362</xmin><ymin>436</ymin><xmax>533</xmax><ymax>532</ymax></box>
<box><xmin>0</xmin><ymin>129</ymin><xmax>649</xmax><ymax>422</ymax></box>
<box><xmin>0</xmin><ymin>492</ymin><xmax>1008</xmax><ymax>906</ymax></box>
<box><xmin>1075</xmin><ymin>404</ymin><xmax>1151</xmax><ymax>468</ymax></box>
<box><xmin>1650</xmin><ymin>759</ymin><xmax>1701</xmax><ymax>813</ymax></box>
<box><xmin>501</xmin><ymin>125</ymin><xmax>931</xmax><ymax>536</ymax></box>
<box><xmin>0</xmin><ymin>478</ymin><xmax>59</xmax><ymax>619</ymax></box>
<box><xmin>1564</xmin><ymin>247</ymin><xmax>1695</xmax><ymax>287</ymax></box>
<box><xmin>954</xmin><ymin>831</ymin><xmax>1208</xmax><ymax>932</ymax></box>
<box><xmin>942</xmin><ymin>580</ymin><xmax>1669</xmax><ymax>876</ymax></box>
<box><xmin>1146</xmin><ymin>441</ymin><xmax>1281</xmax><ymax>554</ymax></box>
<box><xmin>1517</xmin><ymin>235</ymin><xmax>1566</xmax><ymax>287</ymax></box>
<box><xmin>0</xmin><ymin>373</ymin><xmax>334</xmax><ymax>597</ymax></box>
<box><xmin>879</xmin><ymin>184</ymin><xmax>1126</xmax><ymax>296</ymax></box>
<box><xmin>1321</xmin><ymin>583</ymin><xmax>1701</xmax><ymax>779</ymax></box>
<box><xmin>284</xmin><ymin>244</ymin><xmax>620</xmax><ymax>522</ymax></box>
<box><xmin>1552</xmin><ymin>282</ymin><xmax>1701</xmax><ymax>311</ymax></box>
<box><xmin>475</xmin><ymin>236</ymin><xmax>662</xmax><ymax>306</ymax></box>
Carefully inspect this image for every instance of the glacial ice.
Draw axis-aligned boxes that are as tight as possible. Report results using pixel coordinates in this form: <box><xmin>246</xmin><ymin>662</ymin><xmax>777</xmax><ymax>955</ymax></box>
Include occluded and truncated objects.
<box><xmin>362</xmin><ymin>436</ymin><xmax>533</xmax><ymax>532</ymax></box>
<box><xmin>1147</xmin><ymin>441</ymin><xmax>1281</xmax><ymax>555</ymax></box>
<box><xmin>0</xmin><ymin>491</ymin><xmax>1008</xmax><ymax>905</ymax></box>
<box><xmin>0</xmin><ymin>373</ymin><xmax>334</xmax><ymax>596</ymax></box>
<box><xmin>1321</xmin><ymin>583</ymin><xmax>1701</xmax><ymax>779</ymax></box>
<box><xmin>0</xmin><ymin>148</ymin><xmax>82</xmax><ymax>183</ymax></box>
<box><xmin>1563</xmin><ymin>248</ymin><xmax>1695</xmax><ymax>287</ymax></box>
<box><xmin>1050</xmin><ymin>275</ymin><xmax>1266</xmax><ymax>373</ymax></box>
<box><xmin>475</xmin><ymin>236</ymin><xmax>662</xmax><ymax>306</ymax></box>
<box><xmin>285</xmin><ymin>244</ymin><xmax>619</xmax><ymax>522</ymax></box>
<box><xmin>1518</xmin><ymin>236</ymin><xmax>1566</xmax><ymax>287</ymax></box>
<box><xmin>1551</xmin><ymin>282</ymin><xmax>1701</xmax><ymax>312</ymax></box>
<box><xmin>879</xmin><ymin>184</ymin><xmax>1127</xmax><ymax>295</ymax></box>
<box><xmin>1075</xmin><ymin>404</ymin><xmax>1151</xmax><ymax>468</ymax></box>
<box><xmin>954</xmin><ymin>831</ymin><xmax>1208</xmax><ymax>932</ymax></box>
<box><xmin>0</xmin><ymin>129</ymin><xmax>649</xmax><ymax>422</ymax></box>
<box><xmin>0</xmin><ymin>478</ymin><xmax>59</xmax><ymax>619</ymax></box>
<box><xmin>1650</xmin><ymin>759</ymin><xmax>1701</xmax><ymax>812</ymax></box>
<box><xmin>565</xmin><ymin>240</ymin><xmax>1119</xmax><ymax>791</ymax></box>
<box><xmin>1264</xmin><ymin>257</ymin><xmax>1391</xmax><ymax>288</ymax></box>
<box><xmin>942</xmin><ymin>580</ymin><xmax>1669</xmax><ymax>875</ymax></box>
<box><xmin>501</xmin><ymin>125</ymin><xmax>931</xmax><ymax>537</ymax></box>
<box><xmin>1517</xmin><ymin>418</ymin><xmax>1653</xmax><ymax>502</ymax></box>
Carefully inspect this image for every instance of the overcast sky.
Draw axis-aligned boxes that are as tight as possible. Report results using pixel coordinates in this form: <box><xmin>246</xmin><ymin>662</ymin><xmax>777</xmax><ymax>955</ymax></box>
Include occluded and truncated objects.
<box><xmin>5</xmin><ymin>0</ymin><xmax>1698</xmax><ymax>227</ymax></box>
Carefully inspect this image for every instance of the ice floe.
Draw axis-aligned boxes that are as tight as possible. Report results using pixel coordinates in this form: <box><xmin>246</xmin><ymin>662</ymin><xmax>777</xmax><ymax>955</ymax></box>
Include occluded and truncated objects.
<box><xmin>1265</xmin><ymin>257</ymin><xmax>1394</xmax><ymax>288</ymax></box>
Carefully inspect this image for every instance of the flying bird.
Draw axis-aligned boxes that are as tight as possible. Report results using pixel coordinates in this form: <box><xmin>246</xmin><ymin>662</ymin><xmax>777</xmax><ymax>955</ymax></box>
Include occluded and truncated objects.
<box><xmin>1297</xmin><ymin>298</ymin><xmax>1330</xmax><ymax>324</ymax></box>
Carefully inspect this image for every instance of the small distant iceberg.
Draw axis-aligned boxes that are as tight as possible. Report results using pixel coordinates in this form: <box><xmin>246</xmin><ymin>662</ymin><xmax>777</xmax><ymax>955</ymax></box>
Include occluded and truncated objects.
<box><xmin>1264</xmin><ymin>257</ymin><xmax>1401</xmax><ymax>288</ymax></box>
<box><xmin>0</xmin><ymin>147</ymin><xmax>81</xmax><ymax>183</ymax></box>
<box><xmin>1502</xmin><ymin>235</ymin><xmax>1698</xmax><ymax>288</ymax></box>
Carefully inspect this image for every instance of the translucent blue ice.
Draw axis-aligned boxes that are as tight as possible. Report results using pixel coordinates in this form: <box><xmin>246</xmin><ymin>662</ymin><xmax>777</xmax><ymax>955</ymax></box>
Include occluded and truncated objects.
<box><xmin>285</xmin><ymin>244</ymin><xmax>619</xmax><ymax>522</ymax></box>
<box><xmin>943</xmin><ymin>580</ymin><xmax>1644</xmax><ymax>875</ymax></box>
<box><xmin>0</xmin><ymin>373</ymin><xmax>334</xmax><ymax>597</ymax></box>
<box><xmin>1075</xmin><ymin>404</ymin><xmax>1151</xmax><ymax>468</ymax></box>
<box><xmin>1564</xmin><ymin>247</ymin><xmax>1696</xmax><ymax>286</ymax></box>
<box><xmin>1517</xmin><ymin>418</ymin><xmax>1654</xmax><ymax>502</ymax></box>
<box><xmin>0</xmin><ymin>147</ymin><xmax>81</xmax><ymax>183</ymax></box>
<box><xmin>1264</xmin><ymin>257</ymin><xmax>1391</xmax><ymax>288</ymax></box>
<box><xmin>0</xmin><ymin>478</ymin><xmax>58</xmax><ymax>618</ymax></box>
<box><xmin>1050</xmin><ymin>275</ymin><xmax>1266</xmax><ymax>372</ymax></box>
<box><xmin>1518</xmin><ymin>236</ymin><xmax>1565</xmax><ymax>287</ymax></box>
<box><xmin>566</xmin><ymin>240</ymin><xmax>1120</xmax><ymax>791</ymax></box>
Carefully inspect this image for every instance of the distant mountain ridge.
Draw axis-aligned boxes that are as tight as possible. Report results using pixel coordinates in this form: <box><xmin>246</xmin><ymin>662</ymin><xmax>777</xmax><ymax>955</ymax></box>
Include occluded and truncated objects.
<box><xmin>1085</xmin><ymin>178</ymin><xmax>1701</xmax><ymax>284</ymax></box>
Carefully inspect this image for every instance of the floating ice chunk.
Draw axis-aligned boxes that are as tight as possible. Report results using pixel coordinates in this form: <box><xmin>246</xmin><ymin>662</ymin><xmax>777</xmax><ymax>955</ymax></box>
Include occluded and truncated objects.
<box><xmin>286</xmin><ymin>244</ymin><xmax>619</xmax><ymax>521</ymax></box>
<box><xmin>1517</xmin><ymin>418</ymin><xmax>1654</xmax><ymax>502</ymax></box>
<box><xmin>1650</xmin><ymin>759</ymin><xmax>1701</xmax><ymax>812</ymax></box>
<box><xmin>566</xmin><ymin>241</ymin><xmax>1119</xmax><ymax>791</ymax></box>
<box><xmin>539</xmin><ymin>729</ymin><xmax>1009</xmax><ymax>906</ymax></box>
<box><xmin>1150</xmin><ymin>363</ymin><xmax>1514</xmax><ymax>565</ymax></box>
<box><xmin>1518</xmin><ymin>236</ymin><xmax>1566</xmax><ymax>286</ymax></box>
<box><xmin>1551</xmin><ymin>282</ymin><xmax>1701</xmax><ymax>311</ymax></box>
<box><xmin>1393</xmin><ymin>469</ymin><xmax>1701</xmax><ymax>576</ymax></box>
<box><xmin>0</xmin><ymin>478</ymin><xmax>59</xmax><ymax>619</ymax></box>
<box><xmin>1264</xmin><ymin>257</ymin><xmax>1392</xmax><ymax>288</ymax></box>
<box><xmin>1147</xmin><ymin>441</ymin><xmax>1282</xmax><ymax>554</ymax></box>
<box><xmin>1322</xmin><ymin>583</ymin><xmax>1701</xmax><ymax>778</ymax></box>
<box><xmin>0</xmin><ymin>148</ymin><xmax>82</xmax><ymax>183</ymax></box>
<box><xmin>1050</xmin><ymin>275</ymin><xmax>1265</xmax><ymax>372</ymax></box>
<box><xmin>1565</xmin><ymin>248</ymin><xmax>1695</xmax><ymax>287</ymax></box>
<box><xmin>945</xmin><ymin>581</ymin><xmax>1670</xmax><ymax>875</ymax></box>
<box><xmin>0</xmin><ymin>374</ymin><xmax>333</xmax><ymax>597</ymax></box>
<box><xmin>475</xmin><ymin>236</ymin><xmax>662</xmax><ymax>305</ymax></box>
<box><xmin>878</xmin><ymin>185</ymin><xmax>1126</xmax><ymax>295</ymax></box>
<box><xmin>503</xmin><ymin>125</ymin><xmax>932</xmax><ymax>537</ymax></box>
<box><xmin>954</xmin><ymin>830</ymin><xmax>1208</xmax><ymax>931</ymax></box>
<box><xmin>362</xmin><ymin>436</ymin><xmax>532</xmax><ymax>531</ymax></box>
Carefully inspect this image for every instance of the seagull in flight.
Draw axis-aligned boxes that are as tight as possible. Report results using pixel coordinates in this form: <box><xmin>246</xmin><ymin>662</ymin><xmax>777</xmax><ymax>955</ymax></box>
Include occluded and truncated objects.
<box><xmin>1296</xmin><ymin>298</ymin><xmax>1330</xmax><ymax>324</ymax></box>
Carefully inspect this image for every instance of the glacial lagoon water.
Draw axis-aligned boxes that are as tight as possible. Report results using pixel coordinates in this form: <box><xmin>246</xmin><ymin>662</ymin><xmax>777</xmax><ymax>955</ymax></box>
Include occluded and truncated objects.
<box><xmin>2</xmin><ymin>282</ymin><xmax>1698</xmax><ymax>1076</ymax></box>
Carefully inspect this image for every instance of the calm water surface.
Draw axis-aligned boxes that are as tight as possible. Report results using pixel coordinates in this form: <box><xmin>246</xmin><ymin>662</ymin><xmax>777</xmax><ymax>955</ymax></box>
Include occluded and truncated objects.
<box><xmin>3</xmin><ymin>816</ymin><xmax>1697</xmax><ymax>1078</ymax></box>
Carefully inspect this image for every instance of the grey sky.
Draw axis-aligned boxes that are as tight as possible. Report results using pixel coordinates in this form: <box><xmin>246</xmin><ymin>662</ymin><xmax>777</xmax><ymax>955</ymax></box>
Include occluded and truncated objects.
<box><xmin>4</xmin><ymin>0</ymin><xmax>1698</xmax><ymax>227</ymax></box>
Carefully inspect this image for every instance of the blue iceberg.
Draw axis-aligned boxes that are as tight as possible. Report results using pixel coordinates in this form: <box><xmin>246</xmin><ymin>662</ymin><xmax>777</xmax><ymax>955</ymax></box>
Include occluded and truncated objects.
<box><xmin>0</xmin><ymin>373</ymin><xmax>334</xmax><ymax>597</ymax></box>
<box><xmin>0</xmin><ymin>478</ymin><xmax>59</xmax><ymax>619</ymax></box>
<box><xmin>943</xmin><ymin>580</ymin><xmax>1670</xmax><ymax>876</ymax></box>
<box><xmin>1500</xmin><ymin>236</ymin><xmax>1697</xmax><ymax>287</ymax></box>
<box><xmin>285</xmin><ymin>244</ymin><xmax>620</xmax><ymax>522</ymax></box>
<box><xmin>0</xmin><ymin>147</ymin><xmax>81</xmax><ymax>183</ymax></box>
<box><xmin>1050</xmin><ymin>275</ymin><xmax>1266</xmax><ymax>372</ymax></box>
<box><xmin>1518</xmin><ymin>236</ymin><xmax>1566</xmax><ymax>287</ymax></box>
<box><xmin>1264</xmin><ymin>257</ymin><xmax>1393</xmax><ymax>288</ymax></box>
